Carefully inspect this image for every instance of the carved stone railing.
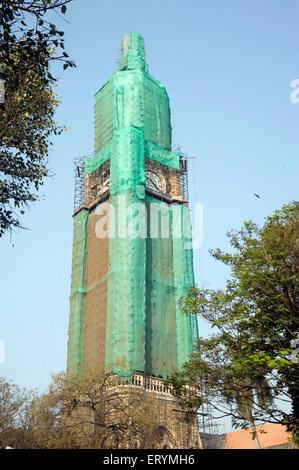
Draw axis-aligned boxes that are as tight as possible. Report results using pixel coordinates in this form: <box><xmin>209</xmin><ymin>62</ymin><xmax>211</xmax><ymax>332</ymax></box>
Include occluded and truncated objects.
<box><xmin>130</xmin><ymin>373</ymin><xmax>174</xmax><ymax>396</ymax></box>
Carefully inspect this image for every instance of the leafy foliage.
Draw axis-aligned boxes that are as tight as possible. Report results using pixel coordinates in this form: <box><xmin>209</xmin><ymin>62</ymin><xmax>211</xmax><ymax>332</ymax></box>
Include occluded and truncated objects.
<box><xmin>29</xmin><ymin>371</ymin><xmax>162</xmax><ymax>449</ymax></box>
<box><xmin>0</xmin><ymin>377</ymin><xmax>37</xmax><ymax>449</ymax></box>
<box><xmin>0</xmin><ymin>0</ymin><xmax>75</xmax><ymax>236</ymax></box>
<box><xmin>0</xmin><ymin>371</ymin><xmax>163</xmax><ymax>449</ymax></box>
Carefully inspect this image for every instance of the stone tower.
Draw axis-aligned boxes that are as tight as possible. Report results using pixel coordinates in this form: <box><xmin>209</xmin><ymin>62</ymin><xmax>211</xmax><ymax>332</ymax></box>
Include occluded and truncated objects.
<box><xmin>67</xmin><ymin>32</ymin><xmax>201</xmax><ymax>448</ymax></box>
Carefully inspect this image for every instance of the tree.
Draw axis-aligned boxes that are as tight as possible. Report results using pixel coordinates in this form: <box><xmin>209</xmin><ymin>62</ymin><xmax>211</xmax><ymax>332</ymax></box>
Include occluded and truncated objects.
<box><xmin>170</xmin><ymin>201</ymin><xmax>299</xmax><ymax>446</ymax></box>
<box><xmin>29</xmin><ymin>371</ymin><xmax>162</xmax><ymax>449</ymax></box>
<box><xmin>0</xmin><ymin>0</ymin><xmax>75</xmax><ymax>236</ymax></box>
<box><xmin>0</xmin><ymin>371</ymin><xmax>169</xmax><ymax>449</ymax></box>
<box><xmin>0</xmin><ymin>377</ymin><xmax>36</xmax><ymax>448</ymax></box>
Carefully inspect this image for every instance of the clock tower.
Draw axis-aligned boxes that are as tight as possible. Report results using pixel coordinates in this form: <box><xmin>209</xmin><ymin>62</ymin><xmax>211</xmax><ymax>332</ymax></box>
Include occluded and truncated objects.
<box><xmin>67</xmin><ymin>33</ymin><xmax>200</xmax><ymax>448</ymax></box>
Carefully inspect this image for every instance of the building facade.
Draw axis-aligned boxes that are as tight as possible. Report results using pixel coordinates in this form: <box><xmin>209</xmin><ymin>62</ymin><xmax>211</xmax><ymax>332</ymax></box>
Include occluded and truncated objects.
<box><xmin>67</xmin><ymin>32</ymin><xmax>200</xmax><ymax>448</ymax></box>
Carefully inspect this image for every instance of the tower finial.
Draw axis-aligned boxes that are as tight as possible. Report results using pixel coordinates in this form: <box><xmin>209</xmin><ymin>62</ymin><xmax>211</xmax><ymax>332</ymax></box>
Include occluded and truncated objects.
<box><xmin>118</xmin><ymin>32</ymin><xmax>148</xmax><ymax>73</ymax></box>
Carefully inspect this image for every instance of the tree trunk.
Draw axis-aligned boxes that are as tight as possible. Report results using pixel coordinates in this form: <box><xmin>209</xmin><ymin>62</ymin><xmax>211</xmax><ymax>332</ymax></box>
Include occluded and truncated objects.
<box><xmin>250</xmin><ymin>419</ymin><xmax>261</xmax><ymax>449</ymax></box>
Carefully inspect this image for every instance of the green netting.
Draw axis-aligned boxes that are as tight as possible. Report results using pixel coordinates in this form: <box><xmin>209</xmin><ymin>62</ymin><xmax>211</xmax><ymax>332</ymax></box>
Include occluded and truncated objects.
<box><xmin>145</xmin><ymin>196</ymin><xmax>178</xmax><ymax>378</ymax></box>
<box><xmin>93</xmin><ymin>33</ymin><xmax>172</xmax><ymax>156</ymax></box>
<box><xmin>109</xmin><ymin>126</ymin><xmax>145</xmax><ymax>195</ymax></box>
<box><xmin>171</xmin><ymin>205</ymin><xmax>195</xmax><ymax>368</ymax></box>
<box><xmin>182</xmin><ymin>207</ymin><xmax>199</xmax><ymax>349</ymax></box>
<box><xmin>85</xmin><ymin>142</ymin><xmax>112</xmax><ymax>175</ymax></box>
<box><xmin>117</xmin><ymin>32</ymin><xmax>148</xmax><ymax>73</ymax></box>
<box><xmin>104</xmin><ymin>126</ymin><xmax>146</xmax><ymax>379</ymax></box>
<box><xmin>146</xmin><ymin>141</ymin><xmax>180</xmax><ymax>170</ymax></box>
<box><xmin>94</xmin><ymin>79</ymin><xmax>115</xmax><ymax>154</ymax></box>
<box><xmin>105</xmin><ymin>192</ymin><xmax>147</xmax><ymax>380</ymax></box>
<box><xmin>68</xmin><ymin>32</ymin><xmax>199</xmax><ymax>381</ymax></box>
<box><xmin>67</xmin><ymin>209</ymin><xmax>89</xmax><ymax>375</ymax></box>
<box><xmin>86</xmin><ymin>135</ymin><xmax>179</xmax><ymax>177</ymax></box>
<box><xmin>88</xmin><ymin>31</ymin><xmax>179</xmax><ymax>178</ymax></box>
<box><xmin>104</xmin><ymin>194</ymin><xmax>196</xmax><ymax>379</ymax></box>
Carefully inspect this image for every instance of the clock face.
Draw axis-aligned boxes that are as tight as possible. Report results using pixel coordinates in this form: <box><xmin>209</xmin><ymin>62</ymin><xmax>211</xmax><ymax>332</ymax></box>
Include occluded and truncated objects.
<box><xmin>145</xmin><ymin>170</ymin><xmax>163</xmax><ymax>192</ymax></box>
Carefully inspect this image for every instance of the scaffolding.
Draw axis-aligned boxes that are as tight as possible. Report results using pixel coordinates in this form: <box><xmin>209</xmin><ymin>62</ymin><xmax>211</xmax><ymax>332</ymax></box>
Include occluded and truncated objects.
<box><xmin>128</xmin><ymin>372</ymin><xmax>228</xmax><ymax>449</ymax></box>
<box><xmin>74</xmin><ymin>153</ymin><xmax>188</xmax><ymax>210</ymax></box>
<box><xmin>197</xmin><ymin>400</ymin><xmax>226</xmax><ymax>449</ymax></box>
<box><xmin>180</xmin><ymin>154</ymin><xmax>189</xmax><ymax>201</ymax></box>
<box><xmin>85</xmin><ymin>160</ymin><xmax>110</xmax><ymax>205</ymax></box>
<box><xmin>74</xmin><ymin>156</ymin><xmax>112</xmax><ymax>211</ymax></box>
<box><xmin>74</xmin><ymin>157</ymin><xmax>86</xmax><ymax>210</ymax></box>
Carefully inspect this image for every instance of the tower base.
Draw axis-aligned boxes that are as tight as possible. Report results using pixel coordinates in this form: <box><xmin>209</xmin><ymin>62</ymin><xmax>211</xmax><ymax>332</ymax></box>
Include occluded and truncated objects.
<box><xmin>128</xmin><ymin>373</ymin><xmax>202</xmax><ymax>449</ymax></box>
<box><xmin>64</xmin><ymin>372</ymin><xmax>202</xmax><ymax>449</ymax></box>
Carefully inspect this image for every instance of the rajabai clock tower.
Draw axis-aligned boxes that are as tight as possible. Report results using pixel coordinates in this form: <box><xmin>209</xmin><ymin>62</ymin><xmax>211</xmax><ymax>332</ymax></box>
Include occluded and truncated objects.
<box><xmin>67</xmin><ymin>32</ymin><xmax>200</xmax><ymax>448</ymax></box>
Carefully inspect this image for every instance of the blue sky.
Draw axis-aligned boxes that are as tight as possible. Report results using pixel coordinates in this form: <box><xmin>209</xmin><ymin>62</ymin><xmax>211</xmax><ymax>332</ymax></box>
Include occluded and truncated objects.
<box><xmin>0</xmin><ymin>0</ymin><xmax>298</xmax><ymax>432</ymax></box>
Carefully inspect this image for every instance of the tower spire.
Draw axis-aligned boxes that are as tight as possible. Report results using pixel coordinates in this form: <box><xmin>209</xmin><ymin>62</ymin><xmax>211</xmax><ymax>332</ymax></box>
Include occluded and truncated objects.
<box><xmin>118</xmin><ymin>32</ymin><xmax>148</xmax><ymax>73</ymax></box>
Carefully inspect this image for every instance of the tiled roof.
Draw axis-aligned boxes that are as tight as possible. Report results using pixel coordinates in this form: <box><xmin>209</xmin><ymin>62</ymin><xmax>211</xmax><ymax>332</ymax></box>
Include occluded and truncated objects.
<box><xmin>224</xmin><ymin>423</ymin><xmax>293</xmax><ymax>449</ymax></box>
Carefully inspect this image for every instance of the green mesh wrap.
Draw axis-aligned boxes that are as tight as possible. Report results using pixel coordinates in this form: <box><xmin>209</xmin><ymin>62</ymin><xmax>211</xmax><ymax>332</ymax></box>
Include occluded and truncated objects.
<box><xmin>105</xmin><ymin>127</ymin><xmax>147</xmax><ymax>379</ymax></box>
<box><xmin>93</xmin><ymin>33</ymin><xmax>172</xmax><ymax>155</ymax></box>
<box><xmin>68</xmin><ymin>32</ymin><xmax>199</xmax><ymax>380</ymax></box>
<box><xmin>67</xmin><ymin>209</ymin><xmax>88</xmax><ymax>375</ymax></box>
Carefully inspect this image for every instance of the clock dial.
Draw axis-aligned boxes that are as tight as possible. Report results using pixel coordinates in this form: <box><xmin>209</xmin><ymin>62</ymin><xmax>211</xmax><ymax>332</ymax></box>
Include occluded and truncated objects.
<box><xmin>145</xmin><ymin>170</ymin><xmax>163</xmax><ymax>192</ymax></box>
